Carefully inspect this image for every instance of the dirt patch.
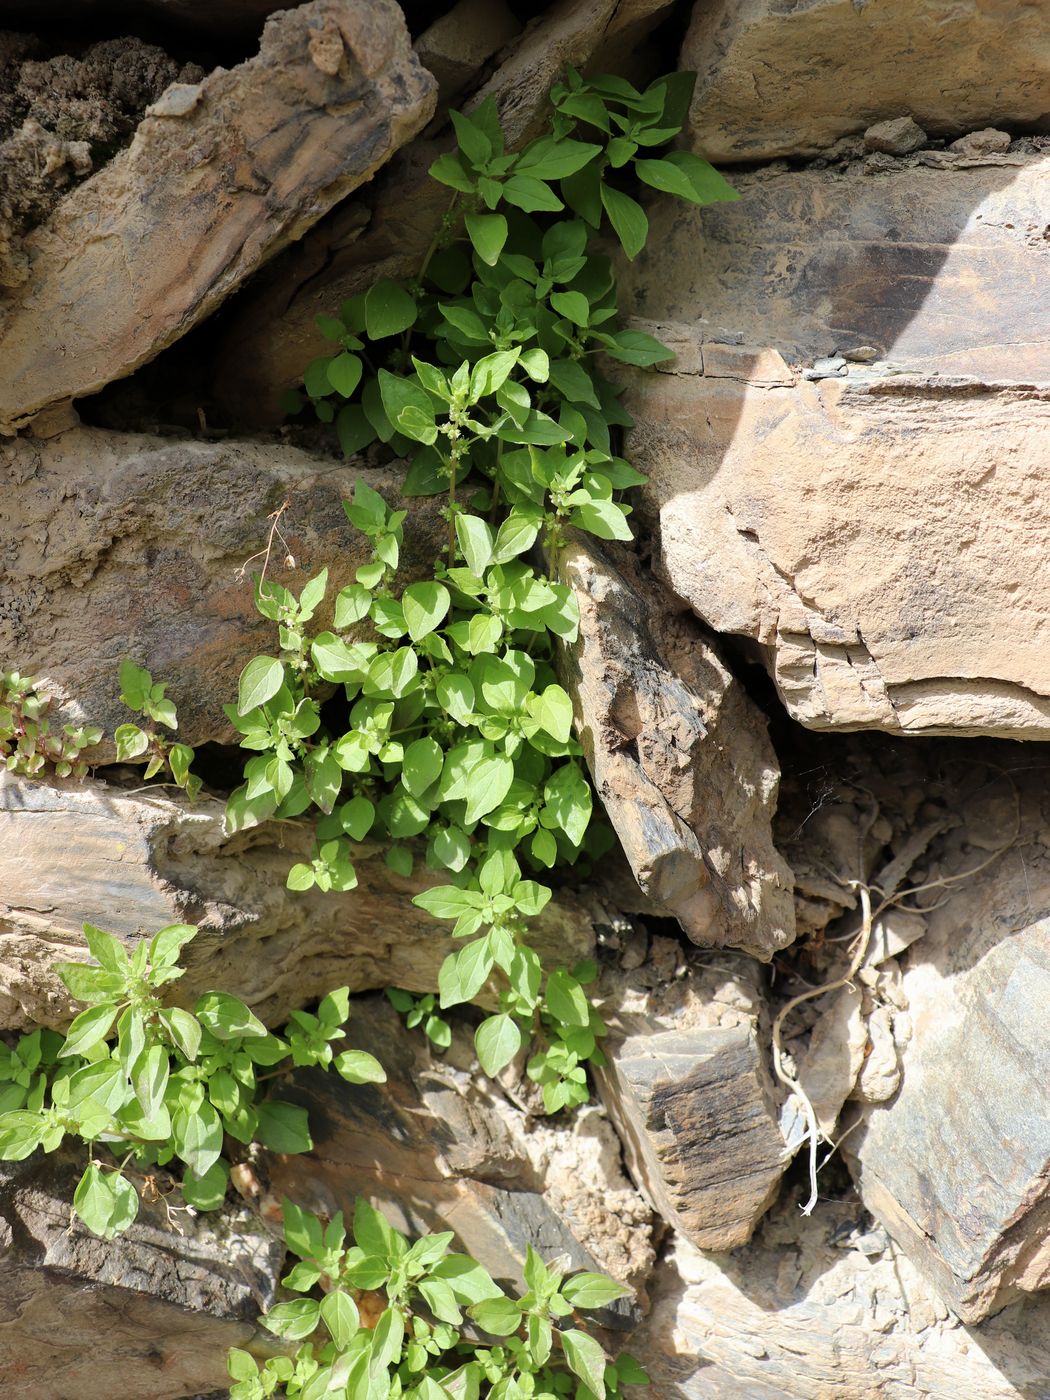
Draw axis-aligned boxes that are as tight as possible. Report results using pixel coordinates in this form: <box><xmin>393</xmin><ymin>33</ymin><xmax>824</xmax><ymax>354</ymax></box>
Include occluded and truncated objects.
<box><xmin>0</xmin><ymin>32</ymin><xmax>204</xmax><ymax>287</ymax></box>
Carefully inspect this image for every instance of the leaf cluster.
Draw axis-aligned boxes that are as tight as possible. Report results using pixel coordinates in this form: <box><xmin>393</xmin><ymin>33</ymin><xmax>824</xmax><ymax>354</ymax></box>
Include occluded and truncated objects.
<box><xmin>235</xmin><ymin>66</ymin><xmax>733</xmax><ymax>1117</ymax></box>
<box><xmin>0</xmin><ymin>670</ymin><xmax>102</xmax><ymax>780</ymax></box>
<box><xmin>228</xmin><ymin>1197</ymin><xmax>648</xmax><ymax>1400</ymax></box>
<box><xmin>115</xmin><ymin>659</ymin><xmax>201</xmax><ymax>797</ymax></box>
<box><xmin>0</xmin><ymin>923</ymin><xmax>383</xmax><ymax>1237</ymax></box>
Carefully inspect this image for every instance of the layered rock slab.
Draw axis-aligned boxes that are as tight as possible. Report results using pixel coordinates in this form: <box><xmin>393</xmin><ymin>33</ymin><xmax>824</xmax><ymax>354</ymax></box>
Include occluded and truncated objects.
<box><xmin>0</xmin><ymin>0</ymin><xmax>436</xmax><ymax>431</ymax></box>
<box><xmin>593</xmin><ymin>939</ymin><xmax>785</xmax><ymax>1250</ymax></box>
<box><xmin>0</xmin><ymin>426</ymin><xmax>445</xmax><ymax>750</ymax></box>
<box><xmin>557</xmin><ymin>536</ymin><xmax>794</xmax><ymax>957</ymax></box>
<box><xmin>0</xmin><ymin>776</ymin><xmax>594</xmax><ymax>1031</ymax></box>
<box><xmin>847</xmin><ymin>775</ymin><xmax>1050</xmax><ymax>1322</ymax></box>
<box><xmin>622</xmin><ymin>158</ymin><xmax>1050</xmax><ymax>738</ymax></box>
<box><xmin>682</xmin><ymin>0</ymin><xmax>1050</xmax><ymax>162</ymax></box>
<box><xmin>0</xmin><ymin>1150</ymin><xmax>283</xmax><ymax>1400</ymax></box>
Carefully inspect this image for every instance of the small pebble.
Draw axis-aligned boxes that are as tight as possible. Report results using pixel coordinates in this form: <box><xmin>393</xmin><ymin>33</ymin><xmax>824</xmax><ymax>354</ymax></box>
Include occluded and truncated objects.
<box><xmin>148</xmin><ymin>83</ymin><xmax>203</xmax><ymax>118</ymax></box>
<box><xmin>803</xmin><ymin>356</ymin><xmax>847</xmax><ymax>381</ymax></box>
<box><xmin>863</xmin><ymin>115</ymin><xmax>927</xmax><ymax>155</ymax></box>
<box><xmin>949</xmin><ymin>127</ymin><xmax>1011</xmax><ymax>157</ymax></box>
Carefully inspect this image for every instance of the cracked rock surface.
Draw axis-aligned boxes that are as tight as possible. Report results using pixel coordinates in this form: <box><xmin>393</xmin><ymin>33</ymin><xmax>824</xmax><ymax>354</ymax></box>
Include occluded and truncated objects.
<box><xmin>621</xmin><ymin>156</ymin><xmax>1050</xmax><ymax>738</ymax></box>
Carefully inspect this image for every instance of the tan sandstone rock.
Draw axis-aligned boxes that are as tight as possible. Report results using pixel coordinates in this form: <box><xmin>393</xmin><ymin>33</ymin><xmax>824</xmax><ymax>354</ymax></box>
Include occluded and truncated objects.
<box><xmin>557</xmin><ymin>535</ymin><xmax>794</xmax><ymax>957</ymax></box>
<box><xmin>0</xmin><ymin>0</ymin><xmax>436</xmax><ymax>433</ymax></box>
<box><xmin>0</xmin><ymin>427</ymin><xmax>445</xmax><ymax>750</ymax></box>
<box><xmin>682</xmin><ymin>0</ymin><xmax>1050</xmax><ymax>162</ymax></box>
<box><xmin>621</xmin><ymin>157</ymin><xmax>1050</xmax><ymax>738</ymax></box>
<box><xmin>0</xmin><ymin>776</ymin><xmax>594</xmax><ymax>1032</ymax></box>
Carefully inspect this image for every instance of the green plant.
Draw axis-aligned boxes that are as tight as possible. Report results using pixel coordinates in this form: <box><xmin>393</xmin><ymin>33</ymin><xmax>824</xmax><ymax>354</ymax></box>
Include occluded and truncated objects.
<box><xmin>0</xmin><ymin>670</ymin><xmax>102</xmax><ymax>779</ymax></box>
<box><xmin>0</xmin><ymin>923</ymin><xmax>383</xmax><ymax>1236</ymax></box>
<box><xmin>229</xmin><ymin>68</ymin><xmax>733</xmax><ymax>1115</ymax></box>
<box><xmin>114</xmin><ymin>658</ymin><xmax>201</xmax><ymax>797</ymax></box>
<box><xmin>385</xmin><ymin>989</ymin><xmax>452</xmax><ymax>1051</ymax></box>
<box><xmin>228</xmin><ymin>1197</ymin><xmax>648</xmax><ymax>1400</ymax></box>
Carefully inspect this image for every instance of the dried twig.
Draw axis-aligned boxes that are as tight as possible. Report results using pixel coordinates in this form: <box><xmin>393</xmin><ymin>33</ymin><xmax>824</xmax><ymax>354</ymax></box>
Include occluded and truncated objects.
<box><xmin>236</xmin><ymin>499</ymin><xmax>295</xmax><ymax>584</ymax></box>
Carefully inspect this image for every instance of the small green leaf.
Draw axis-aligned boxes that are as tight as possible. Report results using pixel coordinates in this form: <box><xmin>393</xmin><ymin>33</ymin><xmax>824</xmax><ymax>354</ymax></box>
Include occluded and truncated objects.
<box><xmin>550</xmin><ymin>290</ymin><xmax>589</xmax><ymax>326</ymax></box>
<box><xmin>334</xmin><ymin>1049</ymin><xmax>387</xmax><ymax>1085</ymax></box>
<box><xmin>195</xmin><ymin>992</ymin><xmax>267</xmax><ymax>1041</ymax></box>
<box><xmin>600</xmin><ymin>183</ymin><xmax>649</xmax><ymax>259</ymax></box>
<box><xmin>114</xmin><ymin>723</ymin><xmax>149</xmax><ymax>761</ymax></box>
<box><xmin>320</xmin><ymin>1290</ymin><xmax>360</xmax><ymax>1348</ymax></box>
<box><xmin>237</xmin><ymin>656</ymin><xmax>284</xmax><ymax>716</ymax></box>
<box><xmin>469</xmin><ymin>348</ymin><xmax>521</xmax><ymax>401</ymax></box>
<box><xmin>402</xmin><ymin>581</ymin><xmax>451</xmax><ymax>641</ymax></box>
<box><xmin>256</xmin><ymin>1100</ymin><xmax>313</xmax><ymax>1155</ymax></box>
<box><xmin>182</xmin><ymin>1158</ymin><xmax>229</xmax><ymax>1211</ymax></box>
<box><xmin>570</xmin><ymin>497</ymin><xmax>633</xmax><ymax>541</ymax></box>
<box><xmin>561</xmin><ymin>1271</ymin><xmax>632</xmax><ymax>1308</ymax></box>
<box><xmin>262</xmin><ymin>1297</ymin><xmax>322</xmax><ymax>1341</ymax></box>
<box><xmin>402</xmin><ymin>735</ymin><xmax>444</xmax><ymax>796</ymax></box>
<box><xmin>464</xmin><ymin>211</ymin><xmax>508</xmax><ymax>266</ymax></box>
<box><xmin>456</xmin><ymin>515</ymin><xmax>495</xmax><ymax>577</ymax></box>
<box><xmin>469</xmin><ymin>1295</ymin><xmax>523</xmax><ymax>1336</ymax></box>
<box><xmin>527</xmin><ymin>685</ymin><xmax>574</xmax><ymax>743</ymax></box>
<box><xmin>227</xmin><ymin>1348</ymin><xmax>259</xmax><ymax>1383</ymax></box>
<box><xmin>59</xmin><ymin>1002</ymin><xmax>118</xmax><ymax>1058</ymax></box>
<box><xmin>73</xmin><ymin>1163</ymin><xmax>139</xmax><ymax>1239</ymax></box>
<box><xmin>475</xmin><ymin>1013</ymin><xmax>523</xmax><ymax>1076</ymax></box>
<box><xmin>561</xmin><ymin>1327</ymin><xmax>608</xmax><ymax>1399</ymax></box>
<box><xmin>502</xmin><ymin>174</ymin><xmax>563</xmax><ymax>213</ymax></box>
<box><xmin>544</xmin><ymin>969</ymin><xmax>590</xmax><ymax>1028</ymax></box>
<box><xmin>365</xmin><ymin>279</ymin><xmax>418</xmax><ymax>339</ymax></box>
<box><xmin>327</xmin><ymin>351</ymin><xmax>364</xmax><ymax>398</ymax></box>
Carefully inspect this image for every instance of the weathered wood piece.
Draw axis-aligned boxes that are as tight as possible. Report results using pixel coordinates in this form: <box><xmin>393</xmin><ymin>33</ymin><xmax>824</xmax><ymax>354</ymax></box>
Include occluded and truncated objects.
<box><xmin>0</xmin><ymin>0</ymin><xmax>436</xmax><ymax>431</ymax></box>
<box><xmin>0</xmin><ymin>1150</ymin><xmax>283</xmax><ymax>1400</ymax></box>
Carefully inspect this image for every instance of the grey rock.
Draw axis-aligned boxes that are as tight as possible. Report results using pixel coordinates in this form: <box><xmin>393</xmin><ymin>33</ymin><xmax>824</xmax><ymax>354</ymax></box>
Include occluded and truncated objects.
<box><xmin>556</xmin><ymin>534</ymin><xmax>794</xmax><ymax>958</ymax></box>
<box><xmin>415</xmin><ymin>0</ymin><xmax>520</xmax><ymax>105</ymax></box>
<box><xmin>847</xmin><ymin>774</ymin><xmax>1050</xmax><ymax>1320</ymax></box>
<box><xmin>0</xmin><ymin>1149</ymin><xmax>283</xmax><ymax>1400</ymax></box>
<box><xmin>863</xmin><ymin>116</ymin><xmax>927</xmax><ymax>155</ymax></box>
<box><xmin>628</xmin><ymin>1192</ymin><xmax>1050</xmax><ymax>1398</ymax></box>
<box><xmin>802</xmin><ymin>355</ymin><xmax>847</xmax><ymax>380</ymax></box>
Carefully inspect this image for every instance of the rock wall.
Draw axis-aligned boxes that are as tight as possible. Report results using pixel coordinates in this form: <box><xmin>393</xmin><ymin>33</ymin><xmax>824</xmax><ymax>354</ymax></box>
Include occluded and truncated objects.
<box><xmin>2</xmin><ymin>1</ymin><xmax>1050</xmax><ymax>1398</ymax></box>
